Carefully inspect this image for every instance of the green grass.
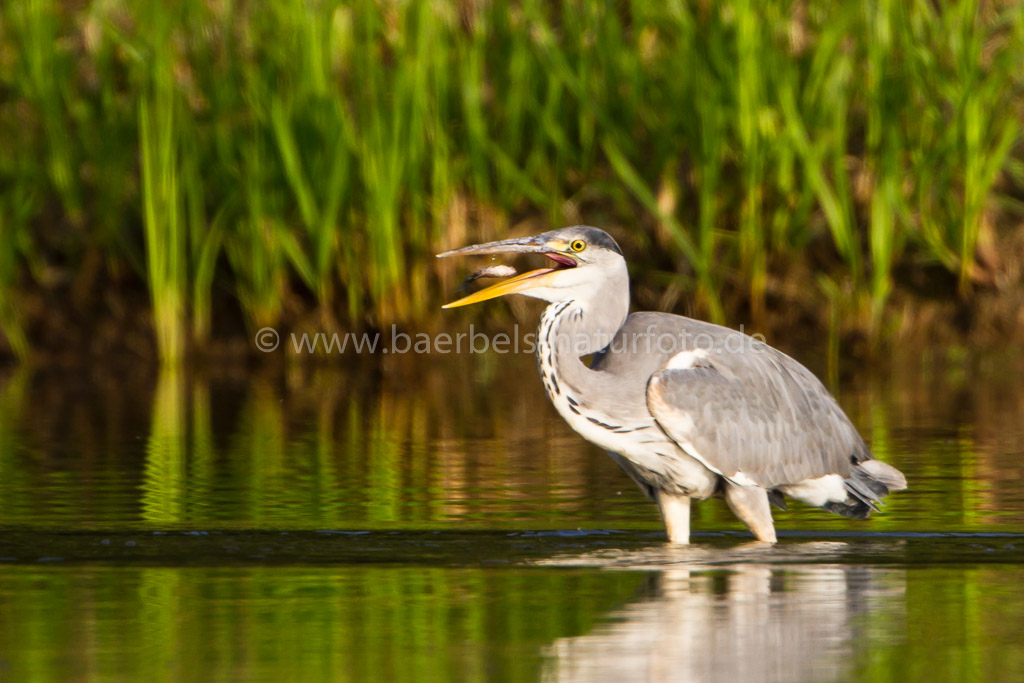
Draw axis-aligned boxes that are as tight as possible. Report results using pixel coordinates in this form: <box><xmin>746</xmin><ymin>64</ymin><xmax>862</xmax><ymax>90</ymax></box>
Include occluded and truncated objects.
<box><xmin>0</xmin><ymin>0</ymin><xmax>1022</xmax><ymax>362</ymax></box>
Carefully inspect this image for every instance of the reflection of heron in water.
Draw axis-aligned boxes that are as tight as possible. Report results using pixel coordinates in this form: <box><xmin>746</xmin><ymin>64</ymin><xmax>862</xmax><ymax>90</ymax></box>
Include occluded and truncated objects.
<box><xmin>441</xmin><ymin>227</ymin><xmax>907</xmax><ymax>543</ymax></box>
<box><xmin>543</xmin><ymin>560</ymin><xmax>905</xmax><ymax>683</ymax></box>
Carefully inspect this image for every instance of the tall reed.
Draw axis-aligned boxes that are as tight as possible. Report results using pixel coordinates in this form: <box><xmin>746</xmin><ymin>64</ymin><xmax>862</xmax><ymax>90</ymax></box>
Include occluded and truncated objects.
<box><xmin>138</xmin><ymin>89</ymin><xmax>187</xmax><ymax>365</ymax></box>
<box><xmin>0</xmin><ymin>1</ymin><xmax>1021</xmax><ymax>360</ymax></box>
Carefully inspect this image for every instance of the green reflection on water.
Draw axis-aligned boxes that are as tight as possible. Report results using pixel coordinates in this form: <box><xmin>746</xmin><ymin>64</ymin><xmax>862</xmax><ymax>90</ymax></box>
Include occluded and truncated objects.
<box><xmin>0</xmin><ymin>352</ymin><xmax>1023</xmax><ymax>532</ymax></box>
<box><xmin>142</xmin><ymin>368</ymin><xmax>187</xmax><ymax>524</ymax></box>
<box><xmin>0</xmin><ymin>566</ymin><xmax>642</xmax><ymax>682</ymax></box>
<box><xmin>1</xmin><ymin>352</ymin><xmax>1024</xmax><ymax>681</ymax></box>
<box><xmin>1</xmin><ymin>563</ymin><xmax>1022</xmax><ymax>682</ymax></box>
<box><xmin>853</xmin><ymin>567</ymin><xmax>1024</xmax><ymax>682</ymax></box>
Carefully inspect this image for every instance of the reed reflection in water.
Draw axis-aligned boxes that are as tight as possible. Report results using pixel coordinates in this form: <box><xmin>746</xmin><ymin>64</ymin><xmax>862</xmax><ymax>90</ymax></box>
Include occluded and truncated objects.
<box><xmin>3</xmin><ymin>556</ymin><xmax>1023</xmax><ymax>681</ymax></box>
<box><xmin>2</xmin><ymin>349</ymin><xmax>1024</xmax><ymax>680</ymax></box>
<box><xmin>0</xmin><ymin>356</ymin><xmax>648</xmax><ymax>530</ymax></box>
<box><xmin>0</xmin><ymin>565</ymin><xmax>642</xmax><ymax>681</ymax></box>
<box><xmin>1</xmin><ymin>349</ymin><xmax>1023</xmax><ymax>533</ymax></box>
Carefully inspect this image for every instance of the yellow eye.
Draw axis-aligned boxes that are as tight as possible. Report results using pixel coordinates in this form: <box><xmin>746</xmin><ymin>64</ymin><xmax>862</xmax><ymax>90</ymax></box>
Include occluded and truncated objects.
<box><xmin>570</xmin><ymin>239</ymin><xmax>586</xmax><ymax>252</ymax></box>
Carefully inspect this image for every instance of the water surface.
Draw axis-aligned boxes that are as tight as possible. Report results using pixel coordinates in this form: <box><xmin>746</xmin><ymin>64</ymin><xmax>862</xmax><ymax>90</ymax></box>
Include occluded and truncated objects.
<box><xmin>1</xmin><ymin>348</ymin><xmax>1023</xmax><ymax>681</ymax></box>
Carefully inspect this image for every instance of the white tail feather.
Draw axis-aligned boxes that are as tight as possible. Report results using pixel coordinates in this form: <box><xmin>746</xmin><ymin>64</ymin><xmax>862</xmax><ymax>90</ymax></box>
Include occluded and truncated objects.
<box><xmin>859</xmin><ymin>459</ymin><xmax>907</xmax><ymax>491</ymax></box>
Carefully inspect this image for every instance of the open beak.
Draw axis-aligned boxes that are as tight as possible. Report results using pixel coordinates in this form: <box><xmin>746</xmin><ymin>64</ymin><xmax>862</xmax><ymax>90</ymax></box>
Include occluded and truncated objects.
<box><xmin>436</xmin><ymin>235</ymin><xmax>575</xmax><ymax>308</ymax></box>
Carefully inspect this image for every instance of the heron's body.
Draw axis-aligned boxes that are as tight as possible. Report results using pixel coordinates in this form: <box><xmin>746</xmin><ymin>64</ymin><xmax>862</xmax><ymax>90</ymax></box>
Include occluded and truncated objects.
<box><xmin>440</xmin><ymin>226</ymin><xmax>906</xmax><ymax>543</ymax></box>
<box><xmin>536</xmin><ymin>303</ymin><xmax>720</xmax><ymax>501</ymax></box>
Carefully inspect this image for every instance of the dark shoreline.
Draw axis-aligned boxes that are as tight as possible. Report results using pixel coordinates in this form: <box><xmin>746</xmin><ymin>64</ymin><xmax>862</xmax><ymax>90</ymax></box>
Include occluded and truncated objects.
<box><xmin>4</xmin><ymin>253</ymin><xmax>1024</xmax><ymax>367</ymax></box>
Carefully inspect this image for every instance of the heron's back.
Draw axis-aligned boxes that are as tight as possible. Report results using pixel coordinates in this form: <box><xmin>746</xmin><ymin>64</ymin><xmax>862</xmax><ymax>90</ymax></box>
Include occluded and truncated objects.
<box><xmin>590</xmin><ymin>312</ymin><xmax>873</xmax><ymax>486</ymax></box>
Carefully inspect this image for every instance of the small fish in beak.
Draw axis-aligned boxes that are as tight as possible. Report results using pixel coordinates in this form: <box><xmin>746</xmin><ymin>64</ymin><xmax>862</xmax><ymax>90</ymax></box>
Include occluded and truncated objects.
<box><xmin>465</xmin><ymin>264</ymin><xmax>517</xmax><ymax>284</ymax></box>
<box><xmin>457</xmin><ymin>264</ymin><xmax>519</xmax><ymax>297</ymax></box>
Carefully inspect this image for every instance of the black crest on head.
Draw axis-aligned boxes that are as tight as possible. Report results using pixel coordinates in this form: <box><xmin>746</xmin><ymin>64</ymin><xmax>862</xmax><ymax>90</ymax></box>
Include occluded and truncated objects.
<box><xmin>573</xmin><ymin>226</ymin><xmax>623</xmax><ymax>256</ymax></box>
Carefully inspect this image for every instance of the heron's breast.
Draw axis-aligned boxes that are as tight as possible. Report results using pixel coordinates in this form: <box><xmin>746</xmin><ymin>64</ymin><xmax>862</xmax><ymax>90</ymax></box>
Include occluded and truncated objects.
<box><xmin>541</xmin><ymin>381</ymin><xmax>718</xmax><ymax>498</ymax></box>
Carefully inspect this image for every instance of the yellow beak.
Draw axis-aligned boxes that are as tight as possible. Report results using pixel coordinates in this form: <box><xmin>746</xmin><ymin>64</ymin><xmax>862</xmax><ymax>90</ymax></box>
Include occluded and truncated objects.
<box><xmin>442</xmin><ymin>268</ymin><xmax>559</xmax><ymax>308</ymax></box>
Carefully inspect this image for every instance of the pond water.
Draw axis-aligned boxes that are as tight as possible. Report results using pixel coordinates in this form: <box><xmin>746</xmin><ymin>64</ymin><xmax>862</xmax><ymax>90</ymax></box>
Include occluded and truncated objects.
<box><xmin>1</xmin><ymin>345</ymin><xmax>1023</xmax><ymax>681</ymax></box>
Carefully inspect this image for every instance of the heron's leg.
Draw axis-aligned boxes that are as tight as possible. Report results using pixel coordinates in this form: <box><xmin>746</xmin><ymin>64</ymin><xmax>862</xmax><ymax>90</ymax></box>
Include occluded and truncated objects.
<box><xmin>656</xmin><ymin>490</ymin><xmax>691</xmax><ymax>544</ymax></box>
<box><xmin>723</xmin><ymin>483</ymin><xmax>777</xmax><ymax>543</ymax></box>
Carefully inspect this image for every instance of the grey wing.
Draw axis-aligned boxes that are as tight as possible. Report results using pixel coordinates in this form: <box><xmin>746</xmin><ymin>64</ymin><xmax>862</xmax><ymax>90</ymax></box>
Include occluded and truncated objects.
<box><xmin>646</xmin><ymin>348</ymin><xmax>870</xmax><ymax>488</ymax></box>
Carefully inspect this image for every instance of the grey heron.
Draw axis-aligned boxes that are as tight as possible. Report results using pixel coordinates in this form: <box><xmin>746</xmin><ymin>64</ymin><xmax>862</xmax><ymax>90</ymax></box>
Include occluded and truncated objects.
<box><xmin>439</xmin><ymin>226</ymin><xmax>906</xmax><ymax>543</ymax></box>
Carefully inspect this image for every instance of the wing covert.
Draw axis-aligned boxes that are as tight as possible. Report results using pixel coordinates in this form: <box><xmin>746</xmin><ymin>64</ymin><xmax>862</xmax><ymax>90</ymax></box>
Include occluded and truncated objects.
<box><xmin>645</xmin><ymin>349</ymin><xmax>867</xmax><ymax>488</ymax></box>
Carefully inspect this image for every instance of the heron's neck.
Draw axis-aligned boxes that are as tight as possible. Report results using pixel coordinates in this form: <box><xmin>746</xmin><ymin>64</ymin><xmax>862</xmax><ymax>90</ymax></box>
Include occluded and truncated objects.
<box><xmin>536</xmin><ymin>282</ymin><xmax>629</xmax><ymax>395</ymax></box>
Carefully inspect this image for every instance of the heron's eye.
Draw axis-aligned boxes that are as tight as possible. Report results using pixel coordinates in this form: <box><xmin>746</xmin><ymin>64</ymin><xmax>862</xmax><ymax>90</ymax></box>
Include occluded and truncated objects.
<box><xmin>569</xmin><ymin>239</ymin><xmax>586</xmax><ymax>252</ymax></box>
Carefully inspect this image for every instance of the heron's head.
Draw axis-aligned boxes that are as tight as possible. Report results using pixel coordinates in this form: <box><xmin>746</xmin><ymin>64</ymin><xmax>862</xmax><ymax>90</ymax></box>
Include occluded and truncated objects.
<box><xmin>437</xmin><ymin>226</ymin><xmax>627</xmax><ymax>308</ymax></box>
